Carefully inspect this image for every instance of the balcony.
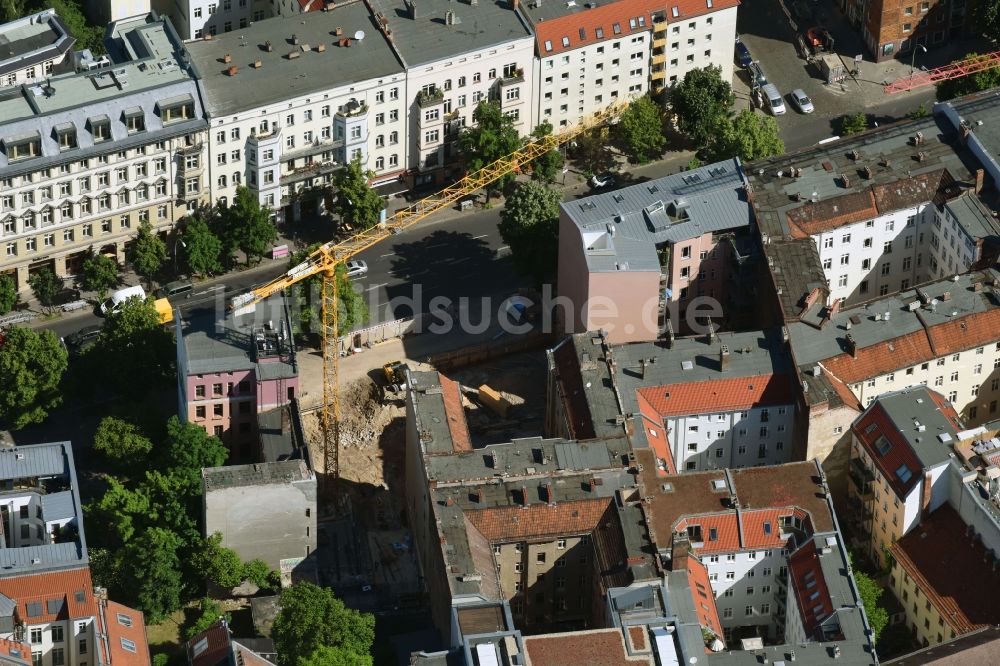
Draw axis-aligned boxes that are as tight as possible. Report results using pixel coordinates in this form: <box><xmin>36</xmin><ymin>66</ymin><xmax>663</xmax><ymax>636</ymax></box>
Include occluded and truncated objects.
<box><xmin>336</xmin><ymin>100</ymin><xmax>368</xmax><ymax>119</ymax></box>
<box><xmin>283</xmin><ymin>137</ymin><xmax>345</xmax><ymax>163</ymax></box>
<box><xmin>177</xmin><ymin>141</ymin><xmax>203</xmax><ymax>156</ymax></box>
<box><xmin>652</xmin><ymin>52</ymin><xmax>667</xmax><ymax>67</ymax></box>
<box><xmin>417</xmin><ymin>88</ymin><xmax>445</xmax><ymax>108</ymax></box>
<box><xmin>279</xmin><ymin>159</ymin><xmax>341</xmax><ymax>187</ymax></box>
<box><xmin>849</xmin><ymin>458</ymin><xmax>875</xmax><ymax>497</ymax></box>
<box><xmin>499</xmin><ymin>69</ymin><xmax>525</xmax><ymax>86</ymax></box>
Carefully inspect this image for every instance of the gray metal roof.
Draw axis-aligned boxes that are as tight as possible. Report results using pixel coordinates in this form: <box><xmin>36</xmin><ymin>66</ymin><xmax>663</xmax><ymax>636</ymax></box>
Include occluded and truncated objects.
<box><xmin>406</xmin><ymin>370</ymin><xmax>461</xmax><ymax>456</ymax></box>
<box><xmin>366</xmin><ymin>0</ymin><xmax>533</xmax><ymax>67</ymax></box>
<box><xmin>943</xmin><ymin>192</ymin><xmax>1000</xmax><ymax>241</ymax></box>
<box><xmin>0</xmin><ymin>10</ymin><xmax>75</xmax><ymax>79</ymax></box>
<box><xmin>788</xmin><ymin>268</ymin><xmax>1000</xmax><ymax>368</ymax></box>
<box><xmin>184</xmin><ymin>3</ymin><xmax>405</xmax><ymax>118</ymax></box>
<box><xmin>0</xmin><ymin>593</ymin><xmax>16</xmax><ymax>618</ymax></box>
<box><xmin>202</xmin><ymin>459</ymin><xmax>314</xmax><ymax>492</ymax></box>
<box><xmin>0</xmin><ymin>442</ymin><xmax>69</xmax><ymax>480</ymax></box>
<box><xmin>562</xmin><ymin>158</ymin><xmax>750</xmax><ymax>273</ymax></box>
<box><xmin>863</xmin><ymin>386</ymin><xmax>959</xmax><ymax>471</ymax></box>
<box><xmin>0</xmin><ymin>542</ymin><xmax>84</xmax><ymax>575</ymax></box>
<box><xmin>40</xmin><ymin>491</ymin><xmax>77</xmax><ymax>523</ymax></box>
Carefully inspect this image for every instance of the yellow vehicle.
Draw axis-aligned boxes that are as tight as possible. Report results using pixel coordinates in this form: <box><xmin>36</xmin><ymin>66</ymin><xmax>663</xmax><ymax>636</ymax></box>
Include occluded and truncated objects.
<box><xmin>154</xmin><ymin>297</ymin><xmax>174</xmax><ymax>325</ymax></box>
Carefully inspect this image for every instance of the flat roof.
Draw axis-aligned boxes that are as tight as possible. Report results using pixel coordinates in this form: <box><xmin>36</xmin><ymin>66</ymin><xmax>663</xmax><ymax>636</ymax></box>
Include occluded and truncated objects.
<box><xmin>884</xmin><ymin>625</ymin><xmax>1000</xmax><ymax>665</ymax></box>
<box><xmin>0</xmin><ymin>10</ymin><xmax>74</xmax><ymax>78</ymax></box>
<box><xmin>202</xmin><ymin>459</ymin><xmax>313</xmax><ymax>491</ymax></box>
<box><xmin>365</xmin><ymin>0</ymin><xmax>532</xmax><ymax>67</ymax></box>
<box><xmin>185</xmin><ymin>3</ymin><xmax>405</xmax><ymax>117</ymax></box>
<box><xmin>563</xmin><ymin>158</ymin><xmax>749</xmax><ymax>273</ymax></box>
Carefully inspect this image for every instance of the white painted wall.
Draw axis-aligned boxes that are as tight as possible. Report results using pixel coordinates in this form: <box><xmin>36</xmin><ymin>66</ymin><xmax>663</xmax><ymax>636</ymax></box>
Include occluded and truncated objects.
<box><xmin>663</xmin><ymin>6</ymin><xmax>737</xmax><ymax>89</ymax></box>
<box><xmin>667</xmin><ymin>404</ymin><xmax>796</xmax><ymax>472</ymax></box>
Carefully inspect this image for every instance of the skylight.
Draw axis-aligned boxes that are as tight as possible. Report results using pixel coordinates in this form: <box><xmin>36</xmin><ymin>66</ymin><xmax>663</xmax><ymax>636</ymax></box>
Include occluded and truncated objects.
<box><xmin>896</xmin><ymin>464</ymin><xmax>913</xmax><ymax>484</ymax></box>
<box><xmin>875</xmin><ymin>436</ymin><xmax>892</xmax><ymax>456</ymax></box>
<box><xmin>763</xmin><ymin>522</ymin><xmax>772</xmax><ymax>535</ymax></box>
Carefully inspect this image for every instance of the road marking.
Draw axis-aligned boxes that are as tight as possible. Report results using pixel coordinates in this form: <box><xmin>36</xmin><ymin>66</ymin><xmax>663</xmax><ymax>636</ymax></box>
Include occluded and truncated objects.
<box><xmin>193</xmin><ymin>285</ymin><xmax>226</xmax><ymax>296</ymax></box>
<box><xmin>365</xmin><ymin>283</ymin><xmax>388</xmax><ymax>292</ymax></box>
<box><xmin>451</xmin><ymin>257</ymin><xmax>470</xmax><ymax>265</ymax></box>
<box><xmin>380</xmin><ymin>252</ymin><xmax>396</xmax><ymax>258</ymax></box>
<box><xmin>472</xmin><ymin>234</ymin><xmax>489</xmax><ymax>239</ymax></box>
<box><xmin>497</xmin><ymin>245</ymin><xmax>510</xmax><ymax>253</ymax></box>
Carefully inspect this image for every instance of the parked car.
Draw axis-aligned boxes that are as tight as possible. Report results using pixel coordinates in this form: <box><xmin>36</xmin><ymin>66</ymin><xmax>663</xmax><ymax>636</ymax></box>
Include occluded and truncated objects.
<box><xmin>62</xmin><ymin>324</ymin><xmax>102</xmax><ymax>355</ymax></box>
<box><xmin>790</xmin><ymin>88</ymin><xmax>815</xmax><ymax>114</ymax></box>
<box><xmin>345</xmin><ymin>260</ymin><xmax>368</xmax><ymax>278</ymax></box>
<box><xmin>735</xmin><ymin>40</ymin><xmax>753</xmax><ymax>68</ymax></box>
<box><xmin>155</xmin><ymin>279</ymin><xmax>194</xmax><ymax>300</ymax></box>
<box><xmin>761</xmin><ymin>83</ymin><xmax>786</xmax><ymax>115</ymax></box>
<box><xmin>750</xmin><ymin>62</ymin><xmax>768</xmax><ymax>88</ymax></box>
<box><xmin>99</xmin><ymin>285</ymin><xmax>146</xmax><ymax>315</ymax></box>
<box><xmin>589</xmin><ymin>173</ymin><xmax>615</xmax><ymax>189</ymax></box>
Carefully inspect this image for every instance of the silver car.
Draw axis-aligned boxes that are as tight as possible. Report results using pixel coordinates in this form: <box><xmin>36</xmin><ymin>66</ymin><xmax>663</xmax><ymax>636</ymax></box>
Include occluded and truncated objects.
<box><xmin>345</xmin><ymin>260</ymin><xmax>368</xmax><ymax>278</ymax></box>
<box><xmin>791</xmin><ymin>88</ymin><xmax>815</xmax><ymax>114</ymax></box>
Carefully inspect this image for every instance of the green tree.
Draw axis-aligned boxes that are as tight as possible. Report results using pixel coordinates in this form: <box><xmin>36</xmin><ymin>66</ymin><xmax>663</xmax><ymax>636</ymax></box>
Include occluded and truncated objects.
<box><xmin>298</xmin><ymin>646</ymin><xmax>373</xmax><ymax>666</ymax></box>
<box><xmin>855</xmin><ymin>568</ymin><xmax>888</xmax><ymax>640</ymax></box>
<box><xmin>221</xmin><ymin>187</ymin><xmax>278</xmax><ymax>265</ymax></box>
<box><xmin>572</xmin><ymin>130</ymin><xmax>616</xmax><ymax>177</ymax></box>
<box><xmin>196</xmin><ymin>533</ymin><xmax>246</xmax><ymax>590</ymax></box>
<box><xmin>39</xmin><ymin>0</ymin><xmax>105</xmax><ymax>54</ymax></box>
<box><xmin>456</xmin><ymin>101</ymin><xmax>523</xmax><ymax>199</ymax></box>
<box><xmin>331</xmin><ymin>159</ymin><xmax>384</xmax><ymax>230</ymax></box>
<box><xmin>0</xmin><ymin>327</ymin><xmax>68</xmax><ymax>429</ymax></box>
<box><xmin>272</xmin><ymin>582</ymin><xmax>375</xmax><ymax>666</ymax></box>
<box><xmin>161</xmin><ymin>415</ymin><xmax>228</xmax><ymax>492</ymax></box>
<box><xmin>670</xmin><ymin>66</ymin><xmax>735</xmax><ymax>148</ymax></box>
<box><xmin>906</xmin><ymin>103</ymin><xmax>929</xmax><ymax>120</ymax></box>
<box><xmin>0</xmin><ymin>274</ymin><xmax>16</xmax><ymax>315</ymax></box>
<box><xmin>243</xmin><ymin>558</ymin><xmax>279</xmax><ymax>591</ymax></box>
<box><xmin>81</xmin><ymin>254</ymin><xmax>119</xmax><ymax>300</ymax></box>
<box><xmin>182</xmin><ymin>215</ymin><xmax>223</xmax><ymax>277</ymax></box>
<box><xmin>120</xmin><ymin>527</ymin><xmax>184</xmax><ymax>622</ymax></box>
<box><xmin>498</xmin><ymin>181</ymin><xmax>561</xmax><ymax>285</ymax></box>
<box><xmin>93</xmin><ymin>416</ymin><xmax>153</xmax><ymax>467</ymax></box>
<box><xmin>93</xmin><ymin>297</ymin><xmax>174</xmax><ymax>393</ymax></box>
<box><xmin>286</xmin><ymin>245</ymin><xmax>368</xmax><ymax>337</ymax></box>
<box><xmin>185</xmin><ymin>597</ymin><xmax>231</xmax><ymax>641</ymax></box>
<box><xmin>714</xmin><ymin>109</ymin><xmax>785</xmax><ymax>162</ymax></box>
<box><xmin>970</xmin><ymin>1</ymin><xmax>1000</xmax><ymax>43</ymax></box>
<box><xmin>140</xmin><ymin>470</ymin><xmax>199</xmax><ymax>542</ymax></box>
<box><xmin>128</xmin><ymin>221</ymin><xmax>168</xmax><ymax>289</ymax></box>
<box><xmin>615</xmin><ymin>95</ymin><xmax>666</xmax><ymax>164</ymax></box>
<box><xmin>0</xmin><ymin>0</ymin><xmax>26</xmax><ymax>24</ymax></box>
<box><xmin>936</xmin><ymin>53</ymin><xmax>1000</xmax><ymax>101</ymax></box>
<box><xmin>89</xmin><ymin>476</ymin><xmax>151</xmax><ymax>546</ymax></box>
<box><xmin>28</xmin><ymin>268</ymin><xmax>62</xmax><ymax>312</ymax></box>
<box><xmin>840</xmin><ymin>112</ymin><xmax>869</xmax><ymax>136</ymax></box>
<box><xmin>529</xmin><ymin>122</ymin><xmax>565</xmax><ymax>183</ymax></box>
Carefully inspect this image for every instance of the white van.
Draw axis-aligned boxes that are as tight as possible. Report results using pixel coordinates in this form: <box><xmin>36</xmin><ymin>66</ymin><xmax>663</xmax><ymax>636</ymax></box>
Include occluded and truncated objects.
<box><xmin>761</xmin><ymin>83</ymin><xmax>786</xmax><ymax>115</ymax></box>
<box><xmin>100</xmin><ymin>285</ymin><xmax>146</xmax><ymax>315</ymax></box>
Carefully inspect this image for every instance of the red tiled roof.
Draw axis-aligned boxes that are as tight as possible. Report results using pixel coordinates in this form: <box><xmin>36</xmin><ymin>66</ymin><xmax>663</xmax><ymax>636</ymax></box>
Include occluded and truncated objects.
<box><xmin>685</xmin><ymin>555</ymin><xmax>724</xmax><ymax>640</ymax></box>
<box><xmin>870</xmin><ymin>169</ymin><xmax>955</xmax><ymax>211</ymax></box>
<box><xmin>788</xmin><ymin>540</ymin><xmax>839</xmax><ymax>642</ymax></box>
<box><xmin>466</xmin><ymin>498</ymin><xmax>612</xmax><ymax>542</ymax></box>
<box><xmin>0</xmin><ymin>638</ymin><xmax>30</xmax><ymax>665</ymax></box>
<box><xmin>524</xmin><ymin>628</ymin><xmax>655</xmax><ymax>666</ymax></box>
<box><xmin>636</xmin><ymin>394</ymin><xmax>675</xmax><ymax>476</ymax></box>
<box><xmin>891</xmin><ymin>504</ymin><xmax>1000</xmax><ymax>636</ymax></box>
<box><xmin>440</xmin><ymin>376</ymin><xmax>472</xmax><ymax>453</ymax></box>
<box><xmin>637</xmin><ymin>373</ymin><xmax>794</xmax><ymax>419</ymax></box>
<box><xmin>852</xmin><ymin>400</ymin><xmax>926</xmax><ymax>498</ymax></box>
<box><xmin>103</xmin><ymin>600</ymin><xmax>150</xmax><ymax>666</ymax></box>
<box><xmin>740</xmin><ymin>509</ymin><xmax>797</xmax><ymax>550</ymax></box>
<box><xmin>786</xmin><ymin>190</ymin><xmax>879</xmax><ymax>236</ymax></box>
<box><xmin>927</xmin><ymin>309</ymin><xmax>1000</xmax><ymax>356</ymax></box>
<box><xmin>821</xmin><ymin>366</ymin><xmax>862</xmax><ymax>411</ymax></box>
<box><xmin>187</xmin><ymin>621</ymin><xmax>232</xmax><ymax>666</ymax></box>
<box><xmin>675</xmin><ymin>514</ymin><xmax>740</xmax><ymax>553</ymax></box>
<box><xmin>529</xmin><ymin>0</ymin><xmax>663</xmax><ymax>57</ymax></box>
<box><xmin>0</xmin><ymin>568</ymin><xmax>98</xmax><ymax>625</ymax></box>
<box><xmin>822</xmin><ymin>330</ymin><xmax>935</xmax><ymax>385</ymax></box>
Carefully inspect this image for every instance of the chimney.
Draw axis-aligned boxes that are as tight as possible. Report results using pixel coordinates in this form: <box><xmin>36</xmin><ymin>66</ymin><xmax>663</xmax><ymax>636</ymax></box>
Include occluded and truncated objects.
<box><xmin>882</xmin><ymin>158</ymin><xmax>891</xmax><ymax>168</ymax></box>
<box><xmin>544</xmin><ymin>482</ymin><xmax>554</xmax><ymax>504</ymax></box>
<box><xmin>915</xmin><ymin>131</ymin><xmax>924</xmax><ymax>145</ymax></box>
<box><xmin>472</xmin><ymin>489</ymin><xmax>482</xmax><ymax>503</ymax></box>
<box><xmin>252</xmin><ymin>59</ymin><xmax>262</xmax><ymax>68</ymax></box>
<box><xmin>850</xmin><ymin>149</ymin><xmax>860</xmax><ymax>161</ymax></box>
<box><xmin>941</xmin><ymin>291</ymin><xmax>951</xmax><ymax>301</ymax></box>
<box><xmin>223</xmin><ymin>53</ymin><xmax>232</xmax><ymax>63</ymax></box>
<box><xmin>520</xmin><ymin>486</ymin><xmax>529</xmax><ymax>506</ymax></box>
<box><xmin>335</xmin><ymin>26</ymin><xmax>343</xmax><ymax>36</ymax></box>
<box><xmin>841</xmin><ymin>174</ymin><xmax>851</xmax><ymax>188</ymax></box>
<box><xmin>409</xmin><ymin>0</ymin><xmax>419</xmax><ymax>19</ymax></box>
<box><xmin>917</xmin><ymin>151</ymin><xmax>926</xmax><ymax>162</ymax></box>
<box><xmin>512</xmin><ymin>0</ymin><xmax>519</xmax><ymax>8</ymax></box>
<box><xmin>639</xmin><ymin>359</ymin><xmax>646</xmax><ymax>379</ymax></box>
<box><xmin>292</xmin><ymin>33</ymin><xmax>299</xmax><ymax>45</ymax></box>
<box><xmin>264</xmin><ymin>40</ymin><xmax>273</xmax><ymax>51</ymax></box>
<box><xmin>975</xmin><ymin>168</ymin><xmax>985</xmax><ymax>194</ymax></box>
<box><xmin>227</xmin><ymin>65</ymin><xmax>238</xmax><ymax>76</ymax></box>
<box><xmin>445</xmin><ymin>497</ymin><xmax>454</xmax><ymax>506</ymax></box>
<box><xmin>920</xmin><ymin>471</ymin><xmax>933</xmax><ymax>518</ymax></box>
<box><xmin>960</xmin><ymin>124</ymin><xmax>971</xmax><ymax>144</ymax></box>
<box><xmin>845</xmin><ymin>333</ymin><xmax>858</xmax><ymax>358</ymax></box>
<box><xmin>720</xmin><ymin>344</ymin><xmax>730</xmax><ymax>370</ymax></box>
<box><xmin>863</xmin><ymin>165</ymin><xmax>872</xmax><ymax>179</ymax></box>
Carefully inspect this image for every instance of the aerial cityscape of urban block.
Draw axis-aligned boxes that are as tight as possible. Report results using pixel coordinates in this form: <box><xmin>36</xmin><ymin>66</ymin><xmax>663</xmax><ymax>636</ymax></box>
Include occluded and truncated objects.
<box><xmin>0</xmin><ymin>0</ymin><xmax>999</xmax><ymax>663</ymax></box>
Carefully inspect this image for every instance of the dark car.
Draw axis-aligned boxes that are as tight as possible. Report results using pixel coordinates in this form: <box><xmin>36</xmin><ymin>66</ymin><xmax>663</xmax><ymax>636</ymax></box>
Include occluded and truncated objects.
<box><xmin>735</xmin><ymin>40</ymin><xmax>753</xmax><ymax>68</ymax></box>
<box><xmin>62</xmin><ymin>324</ymin><xmax>102</xmax><ymax>355</ymax></box>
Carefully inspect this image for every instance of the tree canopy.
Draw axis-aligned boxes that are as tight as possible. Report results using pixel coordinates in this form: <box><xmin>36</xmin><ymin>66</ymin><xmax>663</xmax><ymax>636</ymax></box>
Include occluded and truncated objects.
<box><xmin>970</xmin><ymin>1</ymin><xmax>1000</xmax><ymax>44</ymax></box>
<box><xmin>0</xmin><ymin>274</ymin><xmax>16</xmax><ymax>315</ymax></box>
<box><xmin>182</xmin><ymin>214</ymin><xmax>223</xmax><ymax>277</ymax></box>
<box><xmin>195</xmin><ymin>532</ymin><xmax>247</xmax><ymax>590</ymax></box>
<box><xmin>713</xmin><ymin>109</ymin><xmax>785</xmax><ymax>162</ymax></box>
<box><xmin>93</xmin><ymin>416</ymin><xmax>153</xmax><ymax>467</ymax></box>
<box><xmin>37</xmin><ymin>0</ymin><xmax>105</xmax><ymax>54</ymax></box>
<box><xmin>498</xmin><ymin>181</ymin><xmax>561</xmax><ymax>285</ymax></box>
<box><xmin>0</xmin><ymin>327</ymin><xmax>67</xmax><ymax>429</ymax></box>
<box><xmin>185</xmin><ymin>597</ymin><xmax>231</xmax><ymax>641</ymax></box>
<box><xmin>936</xmin><ymin>53</ymin><xmax>1000</xmax><ymax>101</ymax></box>
<box><xmin>120</xmin><ymin>527</ymin><xmax>185</xmax><ymax>623</ymax></box>
<box><xmin>90</xmin><ymin>297</ymin><xmax>174</xmax><ymax>394</ymax></box>
<box><xmin>28</xmin><ymin>268</ymin><xmax>62</xmax><ymax>312</ymax></box>
<box><xmin>616</xmin><ymin>95</ymin><xmax>666</xmax><ymax>163</ymax></box>
<box><xmin>81</xmin><ymin>254</ymin><xmax>119</xmax><ymax>299</ymax></box>
<box><xmin>840</xmin><ymin>112</ymin><xmax>869</xmax><ymax>136</ymax></box>
<box><xmin>572</xmin><ymin>130</ymin><xmax>616</xmax><ymax>177</ymax></box>
<box><xmin>272</xmin><ymin>582</ymin><xmax>375</xmax><ymax>666</ymax></box>
<box><xmin>529</xmin><ymin>122</ymin><xmax>565</xmax><ymax>183</ymax></box>
<box><xmin>286</xmin><ymin>245</ymin><xmax>368</xmax><ymax>337</ymax></box>
<box><xmin>670</xmin><ymin>66</ymin><xmax>735</xmax><ymax>148</ymax></box>
<box><xmin>456</xmin><ymin>101</ymin><xmax>523</xmax><ymax>197</ymax></box>
<box><xmin>161</xmin><ymin>416</ymin><xmax>228</xmax><ymax>493</ymax></box>
<box><xmin>219</xmin><ymin>187</ymin><xmax>278</xmax><ymax>265</ymax></box>
<box><xmin>331</xmin><ymin>159</ymin><xmax>384</xmax><ymax>230</ymax></box>
<box><xmin>849</xmin><ymin>553</ymin><xmax>889</xmax><ymax>641</ymax></box>
<box><xmin>128</xmin><ymin>221</ymin><xmax>168</xmax><ymax>288</ymax></box>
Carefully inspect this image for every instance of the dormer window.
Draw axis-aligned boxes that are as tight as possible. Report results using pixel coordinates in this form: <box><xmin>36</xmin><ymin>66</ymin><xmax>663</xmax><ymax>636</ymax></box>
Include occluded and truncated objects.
<box><xmin>3</xmin><ymin>133</ymin><xmax>41</xmax><ymax>161</ymax></box>
<box><xmin>88</xmin><ymin>116</ymin><xmax>111</xmax><ymax>143</ymax></box>
<box><xmin>124</xmin><ymin>108</ymin><xmax>145</xmax><ymax>134</ymax></box>
<box><xmin>159</xmin><ymin>95</ymin><xmax>195</xmax><ymax>124</ymax></box>
<box><xmin>54</xmin><ymin>124</ymin><xmax>77</xmax><ymax>151</ymax></box>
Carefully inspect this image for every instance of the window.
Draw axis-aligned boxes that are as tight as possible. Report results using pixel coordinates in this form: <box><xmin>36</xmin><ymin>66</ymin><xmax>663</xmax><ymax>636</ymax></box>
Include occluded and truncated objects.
<box><xmin>51</xmin><ymin>626</ymin><xmax>64</xmax><ymax>642</ymax></box>
<box><xmin>120</xmin><ymin>639</ymin><xmax>136</xmax><ymax>654</ymax></box>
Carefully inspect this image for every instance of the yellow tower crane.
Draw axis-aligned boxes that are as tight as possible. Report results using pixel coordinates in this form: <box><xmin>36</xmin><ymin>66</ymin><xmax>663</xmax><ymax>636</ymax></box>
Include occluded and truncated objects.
<box><xmin>231</xmin><ymin>102</ymin><xmax>626</xmax><ymax>503</ymax></box>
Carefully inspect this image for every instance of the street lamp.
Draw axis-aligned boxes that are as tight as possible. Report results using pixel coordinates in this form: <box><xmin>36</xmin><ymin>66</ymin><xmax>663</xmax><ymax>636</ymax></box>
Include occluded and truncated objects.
<box><xmin>174</xmin><ymin>239</ymin><xmax>186</xmax><ymax>273</ymax></box>
<box><xmin>910</xmin><ymin>44</ymin><xmax>927</xmax><ymax>76</ymax></box>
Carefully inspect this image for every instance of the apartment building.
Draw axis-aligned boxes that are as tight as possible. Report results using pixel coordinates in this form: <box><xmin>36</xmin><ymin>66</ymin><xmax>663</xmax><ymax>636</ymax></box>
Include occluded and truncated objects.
<box><xmin>186</xmin><ymin>619</ymin><xmax>276</xmax><ymax>665</ymax></box>
<box><xmin>0</xmin><ymin>13</ymin><xmax>208</xmax><ymax>294</ymax></box>
<box><xmin>750</xmin><ymin>101</ymin><xmax>999</xmax><ymax>315</ymax></box>
<box><xmin>841</xmin><ymin>0</ymin><xmax>968</xmax><ymax>61</ymax></box>
<box><xmin>846</xmin><ymin>386</ymin><xmax>963</xmax><ymax>569</ymax></box>
<box><xmin>403</xmin><ymin>373</ymin><xmax>877</xmax><ymax>662</ymax></box>
<box><xmin>547</xmin><ymin>328</ymin><xmax>799</xmax><ymax>475</ymax></box>
<box><xmin>557</xmin><ymin>158</ymin><xmax>752</xmax><ymax>343</ymax></box>
<box><xmin>0</xmin><ymin>10</ymin><xmax>76</xmax><ymax>91</ymax></box>
<box><xmin>164</xmin><ymin>0</ymin><xmax>260</xmax><ymax>41</ymax></box>
<box><xmin>0</xmin><ymin>442</ymin><xmax>149</xmax><ymax>665</ymax></box>
<box><xmin>888</xmin><ymin>504</ymin><xmax>1000</xmax><ymax>649</ymax></box>
<box><xmin>176</xmin><ymin>295</ymin><xmax>298</xmax><ymax>457</ymax></box>
<box><xmin>657</xmin><ymin>0</ymin><xmax>738</xmax><ymax>89</ymax></box>
<box><xmin>367</xmin><ymin>0</ymin><xmax>535</xmax><ymax>186</ymax></box>
<box><xmin>185</xmin><ymin>4</ymin><xmax>407</xmax><ymax>223</ymax></box>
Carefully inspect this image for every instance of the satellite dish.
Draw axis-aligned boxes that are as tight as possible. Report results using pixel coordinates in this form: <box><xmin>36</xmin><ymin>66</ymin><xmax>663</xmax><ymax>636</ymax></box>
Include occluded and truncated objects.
<box><xmin>354</xmin><ymin>30</ymin><xmax>365</xmax><ymax>41</ymax></box>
